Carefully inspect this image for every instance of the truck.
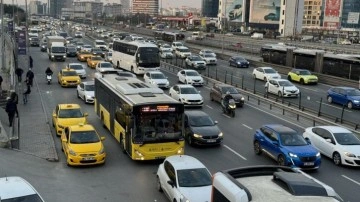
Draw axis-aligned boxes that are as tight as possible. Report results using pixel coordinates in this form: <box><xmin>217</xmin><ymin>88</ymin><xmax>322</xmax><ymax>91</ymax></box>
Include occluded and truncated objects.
<box><xmin>192</xmin><ymin>31</ymin><xmax>204</xmax><ymax>40</ymax></box>
<box><xmin>211</xmin><ymin>166</ymin><xmax>342</xmax><ymax>202</ymax></box>
<box><xmin>46</xmin><ymin>36</ymin><xmax>66</xmax><ymax>61</ymax></box>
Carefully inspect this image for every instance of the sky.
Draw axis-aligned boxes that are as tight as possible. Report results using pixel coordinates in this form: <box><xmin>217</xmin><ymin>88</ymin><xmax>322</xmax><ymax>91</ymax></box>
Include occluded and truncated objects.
<box><xmin>4</xmin><ymin>0</ymin><xmax>202</xmax><ymax>9</ymax></box>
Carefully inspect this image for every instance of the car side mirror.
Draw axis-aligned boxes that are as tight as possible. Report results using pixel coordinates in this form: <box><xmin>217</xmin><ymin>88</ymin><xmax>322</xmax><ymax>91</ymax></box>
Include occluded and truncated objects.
<box><xmin>214</xmin><ymin>120</ymin><xmax>218</xmax><ymax>124</ymax></box>
<box><xmin>84</xmin><ymin>112</ymin><xmax>89</xmax><ymax>117</ymax></box>
<box><xmin>61</xmin><ymin>138</ymin><xmax>66</xmax><ymax>143</ymax></box>
<box><xmin>100</xmin><ymin>136</ymin><xmax>105</xmax><ymax>141</ymax></box>
<box><xmin>167</xmin><ymin>180</ymin><xmax>175</xmax><ymax>188</ymax></box>
<box><xmin>325</xmin><ymin>138</ymin><xmax>332</xmax><ymax>144</ymax></box>
<box><xmin>53</xmin><ymin>113</ymin><xmax>57</xmax><ymax>117</ymax></box>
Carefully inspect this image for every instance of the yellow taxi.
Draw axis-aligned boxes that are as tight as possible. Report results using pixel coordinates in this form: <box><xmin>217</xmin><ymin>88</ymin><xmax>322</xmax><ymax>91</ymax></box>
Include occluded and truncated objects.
<box><xmin>87</xmin><ymin>56</ymin><xmax>103</xmax><ymax>69</ymax></box>
<box><xmin>77</xmin><ymin>50</ymin><xmax>93</xmax><ymax>62</ymax></box>
<box><xmin>57</xmin><ymin>68</ymin><xmax>81</xmax><ymax>87</ymax></box>
<box><xmin>61</xmin><ymin>124</ymin><xmax>106</xmax><ymax>166</ymax></box>
<box><xmin>52</xmin><ymin>104</ymin><xmax>88</xmax><ymax>136</ymax></box>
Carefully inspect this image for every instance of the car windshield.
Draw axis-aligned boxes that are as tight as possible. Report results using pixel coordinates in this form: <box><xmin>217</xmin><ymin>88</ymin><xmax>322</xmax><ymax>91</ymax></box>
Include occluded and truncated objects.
<box><xmin>92</xmin><ymin>48</ymin><xmax>102</xmax><ymax>52</ymax></box>
<box><xmin>264</xmin><ymin>68</ymin><xmax>276</xmax><ymax>73</ymax></box>
<box><xmin>221</xmin><ymin>86</ymin><xmax>238</xmax><ymax>94</ymax></box>
<box><xmin>70</xmin><ymin>130</ymin><xmax>100</xmax><ymax>144</ymax></box>
<box><xmin>77</xmin><ymin>42</ymin><xmax>84</xmax><ymax>46</ymax></box>
<box><xmin>162</xmin><ymin>44</ymin><xmax>171</xmax><ymax>48</ymax></box>
<box><xmin>67</xmin><ymin>47</ymin><xmax>76</xmax><ymax>51</ymax></box>
<box><xmin>278</xmin><ymin>80</ymin><xmax>293</xmax><ymax>87</ymax></box>
<box><xmin>85</xmin><ymin>84</ymin><xmax>95</xmax><ymax>91</ymax></box>
<box><xmin>63</xmin><ymin>71</ymin><xmax>78</xmax><ymax>76</ymax></box>
<box><xmin>1</xmin><ymin>194</ymin><xmax>44</xmax><ymax>202</ymax></box>
<box><xmin>58</xmin><ymin>109</ymin><xmax>83</xmax><ymax>118</ymax></box>
<box><xmin>52</xmin><ymin>47</ymin><xmax>65</xmax><ymax>53</ymax></box>
<box><xmin>280</xmin><ymin>133</ymin><xmax>308</xmax><ymax>146</ymax></box>
<box><xmin>84</xmin><ymin>45</ymin><xmax>91</xmax><ymax>48</ymax></box>
<box><xmin>334</xmin><ymin>133</ymin><xmax>360</xmax><ymax>145</ymax></box>
<box><xmin>91</xmin><ymin>57</ymin><xmax>102</xmax><ymax>60</ymax></box>
<box><xmin>189</xmin><ymin>115</ymin><xmax>214</xmax><ymax>127</ymax></box>
<box><xmin>204</xmin><ymin>50</ymin><xmax>213</xmax><ymax>54</ymax></box>
<box><xmin>191</xmin><ymin>56</ymin><xmax>203</xmax><ymax>61</ymax></box>
<box><xmin>204</xmin><ymin>54</ymin><xmax>213</xmax><ymax>58</ymax></box>
<box><xmin>100</xmin><ymin>63</ymin><xmax>112</xmax><ymax>68</ymax></box>
<box><xmin>299</xmin><ymin>70</ymin><xmax>311</xmax><ymax>75</ymax></box>
<box><xmin>177</xmin><ymin>168</ymin><xmax>212</xmax><ymax>187</ymax></box>
<box><xmin>96</xmin><ymin>41</ymin><xmax>106</xmax><ymax>45</ymax></box>
<box><xmin>69</xmin><ymin>65</ymin><xmax>83</xmax><ymax>70</ymax></box>
<box><xmin>185</xmin><ymin>71</ymin><xmax>199</xmax><ymax>76</ymax></box>
<box><xmin>346</xmin><ymin>89</ymin><xmax>360</xmax><ymax>96</ymax></box>
<box><xmin>151</xmin><ymin>73</ymin><xmax>166</xmax><ymax>79</ymax></box>
<box><xmin>162</xmin><ymin>49</ymin><xmax>171</xmax><ymax>53</ymax></box>
<box><xmin>179</xmin><ymin>48</ymin><xmax>189</xmax><ymax>52</ymax></box>
<box><xmin>235</xmin><ymin>57</ymin><xmax>245</xmax><ymax>61</ymax></box>
<box><xmin>180</xmin><ymin>87</ymin><xmax>198</xmax><ymax>94</ymax></box>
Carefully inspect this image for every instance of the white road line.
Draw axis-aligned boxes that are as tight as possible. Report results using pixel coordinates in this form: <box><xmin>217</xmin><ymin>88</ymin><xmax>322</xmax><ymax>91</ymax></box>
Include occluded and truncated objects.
<box><xmin>299</xmin><ymin>86</ymin><xmax>318</xmax><ymax>92</ymax></box>
<box><xmin>242</xmin><ymin>124</ymin><xmax>253</xmax><ymax>130</ymax></box>
<box><xmin>206</xmin><ymin>105</ymin><xmax>213</xmax><ymax>109</ymax></box>
<box><xmin>224</xmin><ymin>145</ymin><xmax>247</xmax><ymax>160</ymax></box>
<box><xmin>222</xmin><ymin>114</ymin><xmax>231</xmax><ymax>118</ymax></box>
<box><xmin>315</xmin><ymin>101</ymin><xmax>352</xmax><ymax>112</ymax></box>
<box><xmin>342</xmin><ymin>175</ymin><xmax>360</xmax><ymax>186</ymax></box>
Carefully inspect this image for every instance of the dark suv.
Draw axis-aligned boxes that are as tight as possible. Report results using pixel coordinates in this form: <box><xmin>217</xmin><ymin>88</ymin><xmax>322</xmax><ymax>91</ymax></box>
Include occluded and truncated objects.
<box><xmin>210</xmin><ymin>83</ymin><xmax>245</xmax><ymax>107</ymax></box>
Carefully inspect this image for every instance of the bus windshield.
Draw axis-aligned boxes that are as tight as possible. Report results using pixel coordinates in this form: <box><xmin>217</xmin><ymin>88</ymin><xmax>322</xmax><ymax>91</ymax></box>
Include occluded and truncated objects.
<box><xmin>135</xmin><ymin>113</ymin><xmax>182</xmax><ymax>143</ymax></box>
<box><xmin>137</xmin><ymin>47</ymin><xmax>160</xmax><ymax>67</ymax></box>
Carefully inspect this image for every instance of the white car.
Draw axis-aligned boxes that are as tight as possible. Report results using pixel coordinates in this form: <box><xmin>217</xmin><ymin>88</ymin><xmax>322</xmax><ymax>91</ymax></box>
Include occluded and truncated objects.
<box><xmin>96</xmin><ymin>61</ymin><xmax>115</xmax><ymax>73</ymax></box>
<box><xmin>199</xmin><ymin>49</ymin><xmax>216</xmax><ymax>57</ymax></box>
<box><xmin>81</xmin><ymin>44</ymin><xmax>92</xmax><ymax>52</ymax></box>
<box><xmin>200</xmin><ymin>53</ymin><xmax>217</xmax><ymax>65</ymax></box>
<box><xmin>77</xmin><ymin>81</ymin><xmax>95</xmax><ymax>104</ymax></box>
<box><xmin>177</xmin><ymin>69</ymin><xmax>204</xmax><ymax>86</ymax></box>
<box><xmin>143</xmin><ymin>71</ymin><xmax>170</xmax><ymax>89</ymax></box>
<box><xmin>169</xmin><ymin>84</ymin><xmax>204</xmax><ymax>107</ymax></box>
<box><xmin>156</xmin><ymin>155</ymin><xmax>212</xmax><ymax>202</ymax></box>
<box><xmin>74</xmin><ymin>31</ymin><xmax>82</xmax><ymax>38</ymax></box>
<box><xmin>171</xmin><ymin>41</ymin><xmax>183</xmax><ymax>52</ymax></box>
<box><xmin>112</xmin><ymin>37</ymin><xmax>121</xmax><ymax>41</ymax></box>
<box><xmin>0</xmin><ymin>176</ymin><xmax>45</xmax><ymax>201</ymax></box>
<box><xmin>160</xmin><ymin>49</ymin><xmax>174</xmax><ymax>59</ymax></box>
<box><xmin>253</xmin><ymin>67</ymin><xmax>281</xmax><ymax>81</ymax></box>
<box><xmin>100</xmin><ymin>32</ymin><xmax>110</xmax><ymax>38</ymax></box>
<box><xmin>67</xmin><ymin>63</ymin><xmax>86</xmax><ymax>78</ymax></box>
<box><xmin>105</xmin><ymin>51</ymin><xmax>112</xmax><ymax>62</ymax></box>
<box><xmin>175</xmin><ymin>46</ymin><xmax>191</xmax><ymax>59</ymax></box>
<box><xmin>160</xmin><ymin>44</ymin><xmax>172</xmax><ymax>52</ymax></box>
<box><xmin>265</xmin><ymin>79</ymin><xmax>299</xmax><ymax>97</ymax></box>
<box><xmin>303</xmin><ymin>126</ymin><xmax>360</xmax><ymax>167</ymax></box>
<box><xmin>185</xmin><ymin>55</ymin><xmax>206</xmax><ymax>70</ymax></box>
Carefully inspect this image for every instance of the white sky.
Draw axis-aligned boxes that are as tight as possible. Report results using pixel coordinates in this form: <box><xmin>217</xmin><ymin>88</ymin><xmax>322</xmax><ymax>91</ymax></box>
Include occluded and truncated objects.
<box><xmin>5</xmin><ymin>0</ymin><xmax>202</xmax><ymax>9</ymax></box>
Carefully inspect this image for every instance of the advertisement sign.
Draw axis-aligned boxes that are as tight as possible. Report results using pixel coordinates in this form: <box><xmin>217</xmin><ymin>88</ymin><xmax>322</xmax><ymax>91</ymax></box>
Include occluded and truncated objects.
<box><xmin>324</xmin><ymin>0</ymin><xmax>342</xmax><ymax>28</ymax></box>
<box><xmin>225</xmin><ymin>0</ymin><xmax>245</xmax><ymax>22</ymax></box>
<box><xmin>347</xmin><ymin>12</ymin><xmax>359</xmax><ymax>24</ymax></box>
<box><xmin>17</xmin><ymin>30</ymin><xmax>27</xmax><ymax>55</ymax></box>
<box><xmin>249</xmin><ymin>0</ymin><xmax>280</xmax><ymax>24</ymax></box>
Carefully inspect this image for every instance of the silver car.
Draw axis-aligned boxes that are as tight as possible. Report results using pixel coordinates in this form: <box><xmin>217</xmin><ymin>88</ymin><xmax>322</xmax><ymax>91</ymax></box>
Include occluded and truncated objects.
<box><xmin>67</xmin><ymin>63</ymin><xmax>86</xmax><ymax>78</ymax></box>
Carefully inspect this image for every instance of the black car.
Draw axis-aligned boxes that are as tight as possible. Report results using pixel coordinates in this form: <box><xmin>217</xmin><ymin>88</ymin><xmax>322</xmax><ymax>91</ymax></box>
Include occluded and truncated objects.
<box><xmin>29</xmin><ymin>37</ymin><xmax>39</xmax><ymax>47</ymax></box>
<box><xmin>91</xmin><ymin>48</ymin><xmax>105</xmax><ymax>58</ymax></box>
<box><xmin>66</xmin><ymin>47</ymin><xmax>77</xmax><ymax>57</ymax></box>
<box><xmin>184</xmin><ymin>111</ymin><xmax>223</xmax><ymax>146</ymax></box>
<box><xmin>229</xmin><ymin>56</ymin><xmax>250</xmax><ymax>68</ymax></box>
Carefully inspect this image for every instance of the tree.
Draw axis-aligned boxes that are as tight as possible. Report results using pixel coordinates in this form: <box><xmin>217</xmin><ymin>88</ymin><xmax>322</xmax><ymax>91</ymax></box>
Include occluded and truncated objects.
<box><xmin>4</xmin><ymin>4</ymin><xmax>26</xmax><ymax>24</ymax></box>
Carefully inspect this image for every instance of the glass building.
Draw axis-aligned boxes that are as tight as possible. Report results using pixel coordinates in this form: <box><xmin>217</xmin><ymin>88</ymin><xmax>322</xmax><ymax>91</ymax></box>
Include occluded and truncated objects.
<box><xmin>202</xmin><ymin>0</ymin><xmax>219</xmax><ymax>17</ymax></box>
<box><xmin>341</xmin><ymin>0</ymin><xmax>360</xmax><ymax>28</ymax></box>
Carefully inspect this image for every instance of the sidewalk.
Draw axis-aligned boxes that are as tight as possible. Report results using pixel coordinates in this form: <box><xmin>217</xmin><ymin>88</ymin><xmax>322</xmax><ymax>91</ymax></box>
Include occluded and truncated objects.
<box><xmin>0</xmin><ymin>55</ymin><xmax>58</xmax><ymax>161</ymax></box>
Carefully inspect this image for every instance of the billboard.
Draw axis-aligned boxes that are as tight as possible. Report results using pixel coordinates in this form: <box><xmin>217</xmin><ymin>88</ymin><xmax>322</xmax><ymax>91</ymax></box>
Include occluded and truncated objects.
<box><xmin>17</xmin><ymin>30</ymin><xmax>27</xmax><ymax>55</ymax></box>
<box><xmin>249</xmin><ymin>0</ymin><xmax>281</xmax><ymax>24</ymax></box>
<box><xmin>347</xmin><ymin>12</ymin><xmax>359</xmax><ymax>24</ymax></box>
<box><xmin>323</xmin><ymin>0</ymin><xmax>342</xmax><ymax>28</ymax></box>
<box><xmin>225</xmin><ymin>0</ymin><xmax>245</xmax><ymax>22</ymax></box>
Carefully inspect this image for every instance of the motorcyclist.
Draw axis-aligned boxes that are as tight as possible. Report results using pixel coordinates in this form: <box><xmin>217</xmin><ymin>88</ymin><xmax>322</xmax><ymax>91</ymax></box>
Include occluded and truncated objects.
<box><xmin>222</xmin><ymin>91</ymin><xmax>233</xmax><ymax>108</ymax></box>
<box><xmin>45</xmin><ymin>67</ymin><xmax>53</xmax><ymax>75</ymax></box>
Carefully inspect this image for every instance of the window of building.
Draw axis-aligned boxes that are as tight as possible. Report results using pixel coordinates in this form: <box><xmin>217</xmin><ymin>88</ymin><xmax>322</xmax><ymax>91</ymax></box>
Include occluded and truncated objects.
<box><xmin>282</xmin><ymin>19</ymin><xmax>284</xmax><ymax>25</ymax></box>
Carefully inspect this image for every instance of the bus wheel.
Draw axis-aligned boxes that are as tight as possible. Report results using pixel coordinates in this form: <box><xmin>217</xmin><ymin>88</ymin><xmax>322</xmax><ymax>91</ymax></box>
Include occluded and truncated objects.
<box><xmin>117</xmin><ymin>61</ymin><xmax>120</xmax><ymax>69</ymax></box>
<box><xmin>120</xmin><ymin>135</ymin><xmax>126</xmax><ymax>154</ymax></box>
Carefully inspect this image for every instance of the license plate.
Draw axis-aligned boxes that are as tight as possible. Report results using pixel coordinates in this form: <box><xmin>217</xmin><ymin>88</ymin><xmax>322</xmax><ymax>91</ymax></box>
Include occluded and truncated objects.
<box><xmin>83</xmin><ymin>157</ymin><xmax>94</xmax><ymax>160</ymax></box>
<box><xmin>304</xmin><ymin>162</ymin><xmax>314</xmax><ymax>166</ymax></box>
<box><xmin>207</xmin><ymin>139</ymin><xmax>216</xmax><ymax>143</ymax></box>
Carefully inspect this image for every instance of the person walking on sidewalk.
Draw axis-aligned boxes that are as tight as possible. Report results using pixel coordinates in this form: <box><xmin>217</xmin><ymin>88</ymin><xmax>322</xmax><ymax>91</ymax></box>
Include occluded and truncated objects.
<box><xmin>29</xmin><ymin>55</ymin><xmax>33</xmax><ymax>69</ymax></box>
<box><xmin>26</xmin><ymin>68</ymin><xmax>34</xmax><ymax>87</ymax></box>
<box><xmin>15</xmin><ymin>67</ymin><xmax>24</xmax><ymax>82</ymax></box>
<box><xmin>0</xmin><ymin>75</ymin><xmax>3</xmax><ymax>96</ymax></box>
<box><xmin>5</xmin><ymin>93</ymin><xmax>19</xmax><ymax>127</ymax></box>
<box><xmin>23</xmin><ymin>80</ymin><xmax>31</xmax><ymax>104</ymax></box>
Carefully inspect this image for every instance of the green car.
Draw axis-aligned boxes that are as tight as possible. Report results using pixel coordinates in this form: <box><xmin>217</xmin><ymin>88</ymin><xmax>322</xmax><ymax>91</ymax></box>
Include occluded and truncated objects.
<box><xmin>287</xmin><ymin>69</ymin><xmax>318</xmax><ymax>85</ymax></box>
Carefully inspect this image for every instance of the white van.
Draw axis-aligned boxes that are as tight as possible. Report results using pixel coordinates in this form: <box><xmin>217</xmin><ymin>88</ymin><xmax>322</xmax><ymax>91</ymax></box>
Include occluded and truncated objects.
<box><xmin>94</xmin><ymin>40</ymin><xmax>107</xmax><ymax>50</ymax></box>
<box><xmin>250</xmin><ymin>33</ymin><xmax>264</xmax><ymax>39</ymax></box>
<box><xmin>191</xmin><ymin>31</ymin><xmax>204</xmax><ymax>40</ymax></box>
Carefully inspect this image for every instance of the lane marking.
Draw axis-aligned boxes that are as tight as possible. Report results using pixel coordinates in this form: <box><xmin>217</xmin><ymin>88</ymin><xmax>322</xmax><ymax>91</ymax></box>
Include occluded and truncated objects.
<box><xmin>206</xmin><ymin>105</ymin><xmax>213</xmax><ymax>109</ymax></box>
<box><xmin>222</xmin><ymin>114</ymin><xmax>232</xmax><ymax>118</ymax></box>
<box><xmin>342</xmin><ymin>175</ymin><xmax>360</xmax><ymax>186</ymax></box>
<box><xmin>299</xmin><ymin>86</ymin><xmax>318</xmax><ymax>92</ymax></box>
<box><xmin>315</xmin><ymin>101</ymin><xmax>352</xmax><ymax>113</ymax></box>
<box><xmin>224</xmin><ymin>145</ymin><xmax>247</xmax><ymax>160</ymax></box>
<box><xmin>242</xmin><ymin>124</ymin><xmax>253</xmax><ymax>130</ymax></box>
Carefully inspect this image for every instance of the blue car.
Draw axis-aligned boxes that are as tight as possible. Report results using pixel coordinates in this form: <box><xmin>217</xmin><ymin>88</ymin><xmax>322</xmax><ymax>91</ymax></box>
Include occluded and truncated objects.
<box><xmin>253</xmin><ymin>124</ymin><xmax>321</xmax><ymax>170</ymax></box>
<box><xmin>327</xmin><ymin>87</ymin><xmax>360</xmax><ymax>109</ymax></box>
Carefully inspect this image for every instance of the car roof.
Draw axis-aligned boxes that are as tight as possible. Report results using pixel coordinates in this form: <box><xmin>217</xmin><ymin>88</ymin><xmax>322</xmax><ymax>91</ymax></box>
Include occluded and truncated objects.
<box><xmin>58</xmin><ymin>104</ymin><xmax>81</xmax><ymax>109</ymax></box>
<box><xmin>69</xmin><ymin>63</ymin><xmax>83</xmax><ymax>66</ymax></box>
<box><xmin>81</xmin><ymin>81</ymin><xmax>94</xmax><ymax>85</ymax></box>
<box><xmin>69</xmin><ymin>124</ymin><xmax>95</xmax><ymax>131</ymax></box>
<box><xmin>215</xmin><ymin>83</ymin><xmax>235</xmax><ymax>88</ymax></box>
<box><xmin>148</xmin><ymin>71</ymin><xmax>164</xmax><ymax>74</ymax></box>
<box><xmin>177</xmin><ymin>46</ymin><xmax>188</xmax><ymax>49</ymax></box>
<box><xmin>184</xmin><ymin>110</ymin><xmax>209</xmax><ymax>117</ymax></box>
<box><xmin>182</xmin><ymin>69</ymin><xmax>198</xmax><ymax>73</ymax></box>
<box><xmin>313</xmin><ymin>126</ymin><xmax>352</xmax><ymax>133</ymax></box>
<box><xmin>62</xmin><ymin>68</ymin><xmax>77</xmax><ymax>72</ymax></box>
<box><xmin>331</xmin><ymin>86</ymin><xmax>356</xmax><ymax>90</ymax></box>
<box><xmin>176</xmin><ymin>84</ymin><xmax>196</xmax><ymax>88</ymax></box>
<box><xmin>264</xmin><ymin>124</ymin><xmax>296</xmax><ymax>134</ymax></box>
<box><xmin>165</xmin><ymin>155</ymin><xmax>207</xmax><ymax>170</ymax></box>
<box><xmin>0</xmin><ymin>176</ymin><xmax>41</xmax><ymax>199</ymax></box>
<box><xmin>259</xmin><ymin>66</ymin><xmax>274</xmax><ymax>70</ymax></box>
<box><xmin>270</xmin><ymin>78</ymin><xmax>288</xmax><ymax>82</ymax></box>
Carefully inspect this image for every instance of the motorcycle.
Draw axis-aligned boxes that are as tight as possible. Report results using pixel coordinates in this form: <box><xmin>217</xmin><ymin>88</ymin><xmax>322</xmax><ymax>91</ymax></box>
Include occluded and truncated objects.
<box><xmin>222</xmin><ymin>99</ymin><xmax>236</xmax><ymax>117</ymax></box>
<box><xmin>46</xmin><ymin>74</ymin><xmax>52</xmax><ymax>85</ymax></box>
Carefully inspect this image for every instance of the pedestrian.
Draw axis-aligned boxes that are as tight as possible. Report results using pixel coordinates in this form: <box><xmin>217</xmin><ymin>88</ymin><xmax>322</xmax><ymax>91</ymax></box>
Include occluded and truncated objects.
<box><xmin>26</xmin><ymin>68</ymin><xmax>34</xmax><ymax>87</ymax></box>
<box><xmin>15</xmin><ymin>67</ymin><xmax>24</xmax><ymax>82</ymax></box>
<box><xmin>0</xmin><ymin>75</ymin><xmax>3</xmax><ymax>96</ymax></box>
<box><xmin>5</xmin><ymin>92</ymin><xmax>19</xmax><ymax>127</ymax></box>
<box><xmin>29</xmin><ymin>55</ymin><xmax>33</xmax><ymax>69</ymax></box>
<box><xmin>23</xmin><ymin>80</ymin><xmax>31</xmax><ymax>104</ymax></box>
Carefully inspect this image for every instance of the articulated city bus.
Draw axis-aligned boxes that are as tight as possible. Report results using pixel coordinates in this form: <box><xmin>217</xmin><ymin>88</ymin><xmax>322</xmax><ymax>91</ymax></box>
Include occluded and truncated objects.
<box><xmin>94</xmin><ymin>75</ymin><xmax>185</xmax><ymax>160</ymax></box>
<box><xmin>112</xmin><ymin>40</ymin><xmax>160</xmax><ymax>74</ymax></box>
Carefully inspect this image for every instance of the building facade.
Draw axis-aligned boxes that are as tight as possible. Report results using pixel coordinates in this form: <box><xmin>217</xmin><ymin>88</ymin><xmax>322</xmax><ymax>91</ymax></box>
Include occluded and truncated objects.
<box><xmin>121</xmin><ymin>0</ymin><xmax>131</xmax><ymax>16</ymax></box>
<box><xmin>279</xmin><ymin>0</ymin><xmax>304</xmax><ymax>37</ymax></box>
<box><xmin>302</xmin><ymin>0</ymin><xmax>322</xmax><ymax>28</ymax></box>
<box><xmin>341</xmin><ymin>0</ymin><xmax>360</xmax><ymax>29</ymax></box>
<box><xmin>202</xmin><ymin>0</ymin><xmax>219</xmax><ymax>17</ymax></box>
<box><xmin>132</xmin><ymin>0</ymin><xmax>159</xmax><ymax>16</ymax></box>
<box><xmin>50</xmin><ymin>0</ymin><xmax>64</xmax><ymax>18</ymax></box>
<box><xmin>62</xmin><ymin>1</ymin><xmax>103</xmax><ymax>19</ymax></box>
<box><xmin>103</xmin><ymin>3</ymin><xmax>122</xmax><ymax>17</ymax></box>
<box><xmin>218</xmin><ymin>0</ymin><xmax>246</xmax><ymax>30</ymax></box>
<box><xmin>29</xmin><ymin>0</ymin><xmax>48</xmax><ymax>15</ymax></box>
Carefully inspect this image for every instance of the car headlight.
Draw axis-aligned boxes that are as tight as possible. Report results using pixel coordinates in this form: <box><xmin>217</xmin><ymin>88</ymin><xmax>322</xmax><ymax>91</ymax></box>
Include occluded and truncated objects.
<box><xmin>241</xmin><ymin>97</ymin><xmax>245</xmax><ymax>100</ymax></box>
<box><xmin>193</xmin><ymin>134</ymin><xmax>202</xmax><ymax>138</ymax></box>
<box><xmin>80</xmin><ymin>56</ymin><xmax>84</xmax><ymax>59</ymax></box>
<box><xmin>316</xmin><ymin>152</ymin><xmax>321</xmax><ymax>157</ymax></box>
<box><xmin>289</xmin><ymin>153</ymin><xmax>298</xmax><ymax>158</ymax></box>
<box><xmin>98</xmin><ymin>146</ymin><xmax>105</xmax><ymax>155</ymax></box>
<box><xmin>86</xmin><ymin>95</ymin><xmax>92</xmax><ymax>99</ymax></box>
<box><xmin>63</xmin><ymin>55</ymin><xmax>66</xmax><ymax>58</ymax></box>
<box><xmin>218</xmin><ymin>132</ymin><xmax>223</xmax><ymax>137</ymax></box>
<box><xmin>177</xmin><ymin>147</ymin><xmax>184</xmax><ymax>154</ymax></box>
<box><xmin>51</xmin><ymin>55</ymin><xmax>54</xmax><ymax>58</ymax></box>
<box><xmin>180</xmin><ymin>195</ymin><xmax>190</xmax><ymax>202</ymax></box>
<box><xmin>353</xmin><ymin>100</ymin><xmax>360</xmax><ymax>103</ymax></box>
<box><xmin>77</xmin><ymin>80</ymin><xmax>80</xmax><ymax>82</ymax></box>
<box><xmin>344</xmin><ymin>152</ymin><xmax>356</xmax><ymax>157</ymax></box>
<box><xmin>69</xmin><ymin>149</ymin><xmax>77</xmax><ymax>156</ymax></box>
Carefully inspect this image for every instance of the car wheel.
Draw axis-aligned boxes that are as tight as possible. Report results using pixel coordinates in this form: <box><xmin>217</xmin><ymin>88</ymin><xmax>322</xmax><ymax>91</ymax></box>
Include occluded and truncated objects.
<box><xmin>287</xmin><ymin>75</ymin><xmax>292</xmax><ymax>81</ymax></box>
<box><xmin>254</xmin><ymin>141</ymin><xmax>262</xmax><ymax>155</ymax></box>
<box><xmin>278</xmin><ymin>91</ymin><xmax>283</xmax><ymax>97</ymax></box>
<box><xmin>327</xmin><ymin>96</ymin><xmax>332</xmax><ymax>103</ymax></box>
<box><xmin>187</xmin><ymin>134</ymin><xmax>193</xmax><ymax>146</ymax></box>
<box><xmin>347</xmin><ymin>101</ymin><xmax>353</xmax><ymax>109</ymax></box>
<box><xmin>278</xmin><ymin>155</ymin><xmax>286</xmax><ymax>166</ymax></box>
<box><xmin>156</xmin><ymin>176</ymin><xmax>163</xmax><ymax>192</ymax></box>
<box><xmin>333</xmin><ymin>152</ymin><xmax>342</xmax><ymax>166</ymax></box>
<box><xmin>300</xmin><ymin>79</ymin><xmax>305</xmax><ymax>85</ymax></box>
